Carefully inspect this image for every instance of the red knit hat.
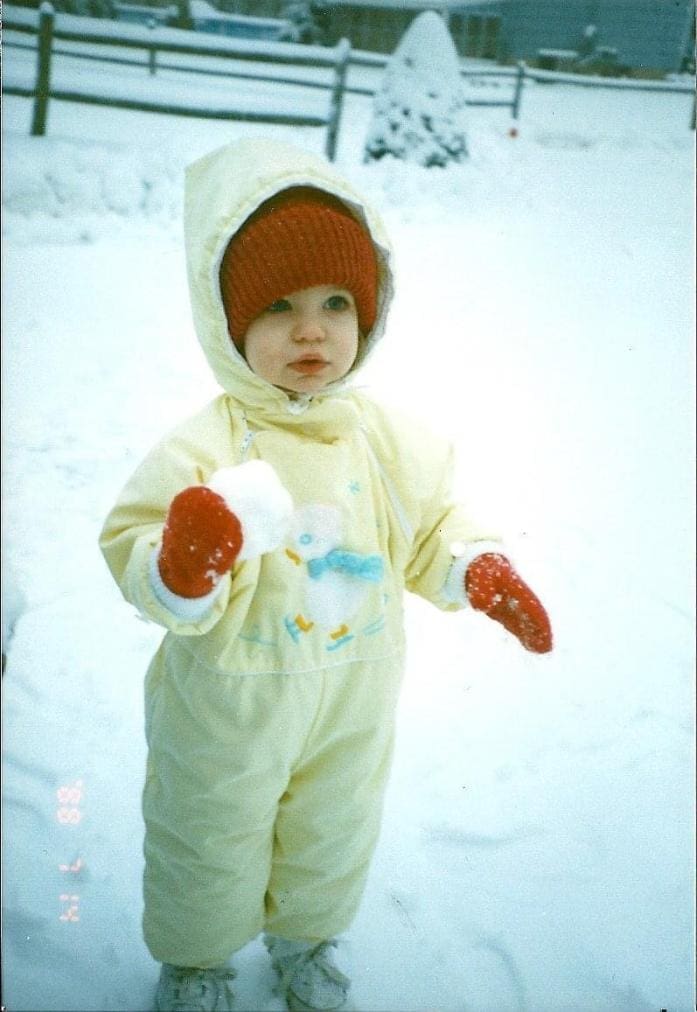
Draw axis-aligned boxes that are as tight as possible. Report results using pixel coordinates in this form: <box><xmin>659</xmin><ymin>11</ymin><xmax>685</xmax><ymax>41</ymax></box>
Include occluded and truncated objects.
<box><xmin>219</xmin><ymin>187</ymin><xmax>378</xmax><ymax>345</ymax></box>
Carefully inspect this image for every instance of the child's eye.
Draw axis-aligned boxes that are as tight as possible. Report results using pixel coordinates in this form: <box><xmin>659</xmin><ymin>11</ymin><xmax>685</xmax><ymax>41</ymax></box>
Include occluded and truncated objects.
<box><xmin>324</xmin><ymin>294</ymin><xmax>351</xmax><ymax>311</ymax></box>
<box><xmin>266</xmin><ymin>298</ymin><xmax>292</xmax><ymax>313</ymax></box>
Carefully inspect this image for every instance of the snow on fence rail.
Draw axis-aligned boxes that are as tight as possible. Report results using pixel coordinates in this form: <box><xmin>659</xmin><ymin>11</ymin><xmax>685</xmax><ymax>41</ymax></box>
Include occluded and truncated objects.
<box><xmin>2</xmin><ymin>2</ymin><xmax>351</xmax><ymax>159</ymax></box>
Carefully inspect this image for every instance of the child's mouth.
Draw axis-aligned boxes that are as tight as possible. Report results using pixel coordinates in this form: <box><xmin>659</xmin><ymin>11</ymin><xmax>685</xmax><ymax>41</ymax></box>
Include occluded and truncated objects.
<box><xmin>290</xmin><ymin>357</ymin><xmax>328</xmax><ymax>375</ymax></box>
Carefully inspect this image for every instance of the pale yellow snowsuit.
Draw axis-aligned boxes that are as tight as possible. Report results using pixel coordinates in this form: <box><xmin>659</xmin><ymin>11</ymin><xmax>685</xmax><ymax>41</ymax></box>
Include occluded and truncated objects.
<box><xmin>100</xmin><ymin>139</ymin><xmax>496</xmax><ymax>969</ymax></box>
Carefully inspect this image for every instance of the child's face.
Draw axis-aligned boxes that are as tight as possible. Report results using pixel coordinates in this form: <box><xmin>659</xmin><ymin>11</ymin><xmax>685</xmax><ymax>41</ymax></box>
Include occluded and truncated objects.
<box><xmin>242</xmin><ymin>284</ymin><xmax>360</xmax><ymax>394</ymax></box>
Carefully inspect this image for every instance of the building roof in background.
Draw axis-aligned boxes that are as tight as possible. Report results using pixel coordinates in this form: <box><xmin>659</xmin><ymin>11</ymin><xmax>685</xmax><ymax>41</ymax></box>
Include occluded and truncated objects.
<box><xmin>190</xmin><ymin>0</ymin><xmax>284</xmax><ymax>24</ymax></box>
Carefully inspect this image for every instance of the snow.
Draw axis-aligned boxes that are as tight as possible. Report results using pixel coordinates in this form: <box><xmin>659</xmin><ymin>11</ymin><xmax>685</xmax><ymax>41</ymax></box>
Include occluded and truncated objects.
<box><xmin>2</xmin><ymin>51</ymin><xmax>695</xmax><ymax>1012</ymax></box>
<box><xmin>191</xmin><ymin>0</ymin><xmax>230</xmax><ymax>17</ymax></box>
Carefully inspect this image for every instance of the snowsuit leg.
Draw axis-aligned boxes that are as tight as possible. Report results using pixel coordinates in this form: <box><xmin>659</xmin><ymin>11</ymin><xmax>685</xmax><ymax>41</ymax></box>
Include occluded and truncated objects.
<box><xmin>265</xmin><ymin>655</ymin><xmax>404</xmax><ymax>941</ymax></box>
<box><xmin>141</xmin><ymin>642</ymin><xmax>403</xmax><ymax>968</ymax></box>
<box><xmin>142</xmin><ymin>643</ymin><xmax>314</xmax><ymax>968</ymax></box>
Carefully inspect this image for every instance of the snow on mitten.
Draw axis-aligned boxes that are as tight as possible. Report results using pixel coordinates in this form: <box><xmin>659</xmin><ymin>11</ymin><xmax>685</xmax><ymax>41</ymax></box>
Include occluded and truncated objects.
<box><xmin>465</xmin><ymin>553</ymin><xmax>553</xmax><ymax>654</ymax></box>
<box><xmin>158</xmin><ymin>460</ymin><xmax>293</xmax><ymax>598</ymax></box>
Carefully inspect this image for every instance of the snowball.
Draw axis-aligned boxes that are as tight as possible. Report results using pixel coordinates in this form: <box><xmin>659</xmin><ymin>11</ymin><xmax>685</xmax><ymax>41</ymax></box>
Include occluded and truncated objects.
<box><xmin>364</xmin><ymin>10</ymin><xmax>469</xmax><ymax>168</ymax></box>
<box><xmin>207</xmin><ymin>460</ymin><xmax>294</xmax><ymax>562</ymax></box>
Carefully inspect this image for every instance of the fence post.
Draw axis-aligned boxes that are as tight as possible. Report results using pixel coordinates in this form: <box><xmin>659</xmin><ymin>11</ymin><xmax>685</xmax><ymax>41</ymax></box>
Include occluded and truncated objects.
<box><xmin>325</xmin><ymin>37</ymin><xmax>350</xmax><ymax>162</ymax></box>
<box><xmin>511</xmin><ymin>60</ymin><xmax>525</xmax><ymax>121</ymax></box>
<box><xmin>148</xmin><ymin>19</ymin><xmax>157</xmax><ymax>75</ymax></box>
<box><xmin>31</xmin><ymin>1</ymin><xmax>55</xmax><ymax>137</ymax></box>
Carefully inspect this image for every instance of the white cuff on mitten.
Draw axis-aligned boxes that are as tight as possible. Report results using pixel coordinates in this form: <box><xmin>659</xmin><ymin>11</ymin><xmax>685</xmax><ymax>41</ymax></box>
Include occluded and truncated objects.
<box><xmin>441</xmin><ymin>540</ymin><xmax>506</xmax><ymax>606</ymax></box>
<box><xmin>207</xmin><ymin>460</ymin><xmax>294</xmax><ymax>561</ymax></box>
<box><xmin>149</xmin><ymin>548</ymin><xmax>225</xmax><ymax>620</ymax></box>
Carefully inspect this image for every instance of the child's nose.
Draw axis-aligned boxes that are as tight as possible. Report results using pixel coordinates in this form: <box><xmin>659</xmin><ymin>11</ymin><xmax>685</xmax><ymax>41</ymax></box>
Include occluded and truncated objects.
<box><xmin>292</xmin><ymin>312</ymin><xmax>325</xmax><ymax>342</ymax></box>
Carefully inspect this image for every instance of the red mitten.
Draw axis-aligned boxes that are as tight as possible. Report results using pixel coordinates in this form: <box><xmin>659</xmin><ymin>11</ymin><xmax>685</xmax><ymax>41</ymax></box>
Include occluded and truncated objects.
<box><xmin>158</xmin><ymin>486</ymin><xmax>243</xmax><ymax>598</ymax></box>
<box><xmin>465</xmin><ymin>553</ymin><xmax>553</xmax><ymax>653</ymax></box>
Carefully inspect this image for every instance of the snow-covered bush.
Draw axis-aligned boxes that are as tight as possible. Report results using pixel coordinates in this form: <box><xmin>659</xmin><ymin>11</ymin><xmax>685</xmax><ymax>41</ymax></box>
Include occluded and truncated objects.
<box><xmin>364</xmin><ymin>10</ymin><xmax>469</xmax><ymax>167</ymax></box>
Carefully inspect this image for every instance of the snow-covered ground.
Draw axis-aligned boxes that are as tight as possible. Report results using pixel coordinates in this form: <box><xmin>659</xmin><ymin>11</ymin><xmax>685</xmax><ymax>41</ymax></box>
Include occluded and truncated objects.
<box><xmin>2</xmin><ymin>43</ymin><xmax>695</xmax><ymax>1012</ymax></box>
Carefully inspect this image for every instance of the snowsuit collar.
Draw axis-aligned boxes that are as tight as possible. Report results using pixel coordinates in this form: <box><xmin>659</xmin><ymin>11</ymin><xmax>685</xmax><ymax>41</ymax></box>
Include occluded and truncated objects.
<box><xmin>183</xmin><ymin>138</ymin><xmax>394</xmax><ymax>436</ymax></box>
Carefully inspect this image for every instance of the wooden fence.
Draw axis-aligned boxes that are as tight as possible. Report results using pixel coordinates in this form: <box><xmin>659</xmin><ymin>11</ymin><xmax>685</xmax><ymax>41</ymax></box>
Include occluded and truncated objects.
<box><xmin>3</xmin><ymin>3</ymin><xmax>351</xmax><ymax>159</ymax></box>
<box><xmin>4</xmin><ymin>3</ymin><xmax>694</xmax><ymax>148</ymax></box>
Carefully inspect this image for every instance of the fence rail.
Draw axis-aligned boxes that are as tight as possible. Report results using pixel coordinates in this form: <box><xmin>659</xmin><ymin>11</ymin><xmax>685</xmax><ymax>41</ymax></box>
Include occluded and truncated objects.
<box><xmin>524</xmin><ymin>64</ymin><xmax>695</xmax><ymax>93</ymax></box>
<box><xmin>3</xmin><ymin>32</ymin><xmax>518</xmax><ymax>101</ymax></box>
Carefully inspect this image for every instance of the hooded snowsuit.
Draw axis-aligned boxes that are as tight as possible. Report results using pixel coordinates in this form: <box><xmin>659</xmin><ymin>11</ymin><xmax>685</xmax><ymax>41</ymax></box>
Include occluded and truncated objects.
<box><xmin>99</xmin><ymin>138</ymin><xmax>497</xmax><ymax>969</ymax></box>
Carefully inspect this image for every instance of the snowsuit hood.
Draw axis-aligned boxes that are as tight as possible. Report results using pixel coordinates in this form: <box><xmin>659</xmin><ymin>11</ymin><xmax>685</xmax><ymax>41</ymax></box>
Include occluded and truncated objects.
<box><xmin>184</xmin><ymin>138</ymin><xmax>395</xmax><ymax>427</ymax></box>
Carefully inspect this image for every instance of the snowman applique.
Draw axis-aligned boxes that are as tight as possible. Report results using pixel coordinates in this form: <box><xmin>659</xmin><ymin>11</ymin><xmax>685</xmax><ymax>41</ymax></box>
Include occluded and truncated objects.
<box><xmin>284</xmin><ymin>504</ymin><xmax>384</xmax><ymax>651</ymax></box>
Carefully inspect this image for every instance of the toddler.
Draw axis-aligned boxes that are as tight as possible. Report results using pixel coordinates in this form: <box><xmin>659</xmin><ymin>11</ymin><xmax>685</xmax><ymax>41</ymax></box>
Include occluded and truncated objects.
<box><xmin>100</xmin><ymin>138</ymin><xmax>552</xmax><ymax>1012</ymax></box>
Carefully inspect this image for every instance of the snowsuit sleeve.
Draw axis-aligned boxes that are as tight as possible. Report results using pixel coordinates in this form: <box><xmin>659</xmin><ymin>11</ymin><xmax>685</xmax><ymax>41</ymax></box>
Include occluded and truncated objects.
<box><xmin>403</xmin><ymin>441</ymin><xmax>499</xmax><ymax>609</ymax></box>
<box><xmin>99</xmin><ymin>396</ymin><xmax>244</xmax><ymax>635</ymax></box>
<box><xmin>358</xmin><ymin>397</ymin><xmax>500</xmax><ymax>611</ymax></box>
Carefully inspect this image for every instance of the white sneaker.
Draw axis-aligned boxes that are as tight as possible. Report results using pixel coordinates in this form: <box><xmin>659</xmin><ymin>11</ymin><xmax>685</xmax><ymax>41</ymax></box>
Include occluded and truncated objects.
<box><xmin>265</xmin><ymin>936</ymin><xmax>353</xmax><ymax>1011</ymax></box>
<box><xmin>154</xmin><ymin>963</ymin><xmax>237</xmax><ymax>1012</ymax></box>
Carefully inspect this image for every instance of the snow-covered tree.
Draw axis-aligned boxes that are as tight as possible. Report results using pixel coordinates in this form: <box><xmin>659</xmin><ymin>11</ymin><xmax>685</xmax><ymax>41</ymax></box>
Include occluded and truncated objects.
<box><xmin>364</xmin><ymin>10</ymin><xmax>469</xmax><ymax>167</ymax></box>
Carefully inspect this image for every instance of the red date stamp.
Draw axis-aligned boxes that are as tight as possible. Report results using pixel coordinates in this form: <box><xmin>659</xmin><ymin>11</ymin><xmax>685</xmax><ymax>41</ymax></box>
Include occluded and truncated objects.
<box><xmin>56</xmin><ymin>780</ymin><xmax>84</xmax><ymax>923</ymax></box>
